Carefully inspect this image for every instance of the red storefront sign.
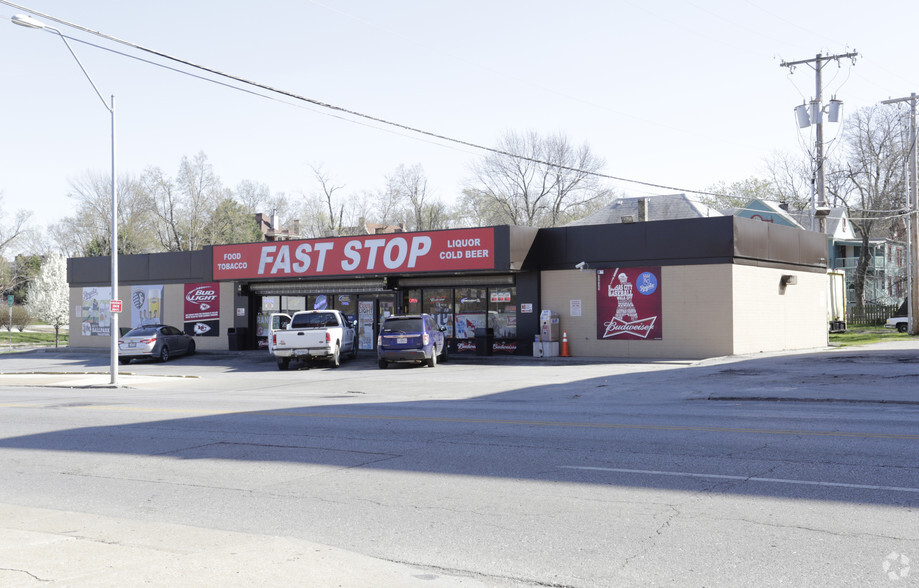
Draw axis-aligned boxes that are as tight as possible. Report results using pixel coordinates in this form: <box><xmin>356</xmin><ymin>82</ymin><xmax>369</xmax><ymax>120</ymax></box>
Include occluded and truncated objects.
<box><xmin>213</xmin><ymin>228</ymin><xmax>496</xmax><ymax>280</ymax></box>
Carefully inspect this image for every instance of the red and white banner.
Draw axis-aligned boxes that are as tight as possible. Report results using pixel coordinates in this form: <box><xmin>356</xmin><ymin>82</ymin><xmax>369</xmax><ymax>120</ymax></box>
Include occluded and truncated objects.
<box><xmin>213</xmin><ymin>228</ymin><xmax>496</xmax><ymax>280</ymax></box>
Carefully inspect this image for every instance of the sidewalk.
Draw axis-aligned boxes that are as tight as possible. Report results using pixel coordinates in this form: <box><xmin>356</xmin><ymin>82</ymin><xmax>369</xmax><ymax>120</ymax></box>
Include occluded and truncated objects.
<box><xmin>0</xmin><ymin>504</ymin><xmax>489</xmax><ymax>587</ymax></box>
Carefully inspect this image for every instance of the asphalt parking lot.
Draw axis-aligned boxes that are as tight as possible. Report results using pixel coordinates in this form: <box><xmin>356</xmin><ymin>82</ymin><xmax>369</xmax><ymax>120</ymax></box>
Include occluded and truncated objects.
<box><xmin>1</xmin><ymin>339</ymin><xmax>918</xmax><ymax>405</ymax></box>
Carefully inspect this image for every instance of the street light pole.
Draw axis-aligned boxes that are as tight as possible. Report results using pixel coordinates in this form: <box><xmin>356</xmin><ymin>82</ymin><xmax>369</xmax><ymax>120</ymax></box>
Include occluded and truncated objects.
<box><xmin>12</xmin><ymin>13</ymin><xmax>119</xmax><ymax>385</ymax></box>
<box><xmin>882</xmin><ymin>93</ymin><xmax>919</xmax><ymax>336</ymax></box>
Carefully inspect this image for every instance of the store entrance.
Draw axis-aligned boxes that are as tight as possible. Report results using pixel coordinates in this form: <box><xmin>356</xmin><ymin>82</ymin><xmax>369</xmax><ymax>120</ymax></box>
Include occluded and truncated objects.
<box><xmin>255</xmin><ymin>291</ymin><xmax>395</xmax><ymax>351</ymax></box>
<box><xmin>355</xmin><ymin>294</ymin><xmax>394</xmax><ymax>351</ymax></box>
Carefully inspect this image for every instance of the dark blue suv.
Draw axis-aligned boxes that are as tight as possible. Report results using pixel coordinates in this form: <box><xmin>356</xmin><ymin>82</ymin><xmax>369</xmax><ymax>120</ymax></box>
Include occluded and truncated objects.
<box><xmin>377</xmin><ymin>314</ymin><xmax>447</xmax><ymax>368</ymax></box>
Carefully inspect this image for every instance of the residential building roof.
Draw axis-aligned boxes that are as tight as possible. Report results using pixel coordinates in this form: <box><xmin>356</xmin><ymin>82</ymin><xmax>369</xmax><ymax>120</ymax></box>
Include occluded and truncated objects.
<box><xmin>565</xmin><ymin>193</ymin><xmax>722</xmax><ymax>226</ymax></box>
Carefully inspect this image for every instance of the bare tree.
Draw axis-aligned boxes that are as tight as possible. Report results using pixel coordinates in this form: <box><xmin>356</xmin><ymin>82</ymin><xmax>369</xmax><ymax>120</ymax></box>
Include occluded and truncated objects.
<box><xmin>235</xmin><ymin>179</ymin><xmax>272</xmax><ymax>213</ymax></box>
<box><xmin>701</xmin><ymin>177</ymin><xmax>780</xmax><ymax>211</ymax></box>
<box><xmin>463</xmin><ymin>131</ymin><xmax>609</xmax><ymax>227</ymax></box>
<box><xmin>143</xmin><ymin>152</ymin><xmax>228</xmax><ymax>251</ymax></box>
<box><xmin>764</xmin><ymin>152</ymin><xmax>818</xmax><ymax>211</ymax></box>
<box><xmin>0</xmin><ymin>196</ymin><xmax>31</xmax><ymax>252</ymax></box>
<box><xmin>45</xmin><ymin>172</ymin><xmax>154</xmax><ymax>256</ymax></box>
<box><xmin>310</xmin><ymin>165</ymin><xmax>346</xmax><ymax>236</ymax></box>
<box><xmin>829</xmin><ymin>106</ymin><xmax>907</xmax><ymax>310</ymax></box>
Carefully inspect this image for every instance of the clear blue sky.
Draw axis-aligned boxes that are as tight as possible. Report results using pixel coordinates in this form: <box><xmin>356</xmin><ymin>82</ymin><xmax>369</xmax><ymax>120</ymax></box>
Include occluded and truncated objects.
<box><xmin>1</xmin><ymin>0</ymin><xmax>917</xmax><ymax>231</ymax></box>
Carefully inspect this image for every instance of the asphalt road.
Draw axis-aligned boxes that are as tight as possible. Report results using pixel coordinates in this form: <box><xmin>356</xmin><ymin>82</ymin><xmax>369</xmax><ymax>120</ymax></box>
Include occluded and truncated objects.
<box><xmin>0</xmin><ymin>345</ymin><xmax>917</xmax><ymax>587</ymax></box>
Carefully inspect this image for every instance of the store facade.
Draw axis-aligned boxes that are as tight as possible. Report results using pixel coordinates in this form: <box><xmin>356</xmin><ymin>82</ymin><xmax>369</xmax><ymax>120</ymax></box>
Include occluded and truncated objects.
<box><xmin>67</xmin><ymin>217</ymin><xmax>829</xmax><ymax>360</ymax></box>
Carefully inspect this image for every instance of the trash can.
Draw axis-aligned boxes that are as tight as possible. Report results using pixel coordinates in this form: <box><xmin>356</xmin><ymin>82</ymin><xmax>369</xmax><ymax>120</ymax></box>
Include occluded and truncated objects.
<box><xmin>227</xmin><ymin>327</ymin><xmax>248</xmax><ymax>351</ymax></box>
<box><xmin>474</xmin><ymin>327</ymin><xmax>494</xmax><ymax>356</ymax></box>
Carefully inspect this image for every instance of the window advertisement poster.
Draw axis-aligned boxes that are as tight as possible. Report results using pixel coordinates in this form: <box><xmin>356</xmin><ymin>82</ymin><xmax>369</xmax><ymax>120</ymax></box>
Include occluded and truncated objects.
<box><xmin>184</xmin><ymin>282</ymin><xmax>219</xmax><ymax>336</ymax></box>
<box><xmin>358</xmin><ymin>300</ymin><xmax>375</xmax><ymax>350</ymax></box>
<box><xmin>596</xmin><ymin>267</ymin><xmax>662</xmax><ymax>340</ymax></box>
<box><xmin>81</xmin><ymin>287</ymin><xmax>112</xmax><ymax>336</ymax></box>
<box><xmin>130</xmin><ymin>285</ymin><xmax>164</xmax><ymax>328</ymax></box>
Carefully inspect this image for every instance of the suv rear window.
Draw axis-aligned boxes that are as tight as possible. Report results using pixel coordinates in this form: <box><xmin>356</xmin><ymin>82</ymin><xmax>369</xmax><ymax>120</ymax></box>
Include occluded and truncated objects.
<box><xmin>382</xmin><ymin>318</ymin><xmax>423</xmax><ymax>333</ymax></box>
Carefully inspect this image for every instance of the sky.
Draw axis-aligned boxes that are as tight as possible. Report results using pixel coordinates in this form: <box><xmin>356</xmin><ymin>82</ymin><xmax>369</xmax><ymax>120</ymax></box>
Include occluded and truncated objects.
<box><xmin>1</xmin><ymin>0</ymin><xmax>917</xmax><ymax>235</ymax></box>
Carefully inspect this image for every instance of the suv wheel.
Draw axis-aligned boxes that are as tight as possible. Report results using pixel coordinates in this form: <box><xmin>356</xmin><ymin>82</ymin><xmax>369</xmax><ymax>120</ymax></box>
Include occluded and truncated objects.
<box><xmin>426</xmin><ymin>350</ymin><xmax>437</xmax><ymax>368</ymax></box>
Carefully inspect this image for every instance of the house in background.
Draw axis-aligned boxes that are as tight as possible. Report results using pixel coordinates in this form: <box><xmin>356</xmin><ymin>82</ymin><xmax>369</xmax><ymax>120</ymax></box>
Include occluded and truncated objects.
<box><xmin>733</xmin><ymin>199</ymin><xmax>907</xmax><ymax>308</ymax></box>
<box><xmin>566</xmin><ymin>193</ymin><xmax>722</xmax><ymax>226</ymax></box>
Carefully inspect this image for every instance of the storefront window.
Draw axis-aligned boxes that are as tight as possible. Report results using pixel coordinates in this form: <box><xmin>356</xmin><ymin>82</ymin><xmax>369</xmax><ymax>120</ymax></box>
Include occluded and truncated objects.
<box><xmin>489</xmin><ymin>288</ymin><xmax>517</xmax><ymax>338</ymax></box>
<box><xmin>309</xmin><ymin>294</ymin><xmax>330</xmax><ymax>310</ymax></box>
<box><xmin>424</xmin><ymin>288</ymin><xmax>454</xmax><ymax>337</ymax></box>
<box><xmin>406</xmin><ymin>290</ymin><xmax>422</xmax><ymax>315</ymax></box>
<box><xmin>281</xmin><ymin>295</ymin><xmax>306</xmax><ymax>314</ymax></box>
<box><xmin>454</xmin><ymin>287</ymin><xmax>487</xmax><ymax>338</ymax></box>
<box><xmin>334</xmin><ymin>294</ymin><xmax>356</xmax><ymax>322</ymax></box>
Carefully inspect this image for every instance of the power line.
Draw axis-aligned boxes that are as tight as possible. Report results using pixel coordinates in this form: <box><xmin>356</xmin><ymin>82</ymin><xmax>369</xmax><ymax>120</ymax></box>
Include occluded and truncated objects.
<box><xmin>1</xmin><ymin>0</ymin><xmax>731</xmax><ymax>199</ymax></box>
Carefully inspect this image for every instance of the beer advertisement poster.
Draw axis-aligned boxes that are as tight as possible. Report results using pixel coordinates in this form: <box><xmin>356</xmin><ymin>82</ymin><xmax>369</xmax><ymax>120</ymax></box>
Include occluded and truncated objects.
<box><xmin>130</xmin><ymin>285</ymin><xmax>164</xmax><ymax>328</ymax></box>
<box><xmin>184</xmin><ymin>282</ymin><xmax>219</xmax><ymax>337</ymax></box>
<box><xmin>596</xmin><ymin>267</ymin><xmax>662</xmax><ymax>340</ymax></box>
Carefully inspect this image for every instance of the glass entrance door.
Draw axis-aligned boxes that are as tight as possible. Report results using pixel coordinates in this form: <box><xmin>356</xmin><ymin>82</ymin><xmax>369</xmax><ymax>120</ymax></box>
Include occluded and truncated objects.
<box><xmin>356</xmin><ymin>294</ymin><xmax>396</xmax><ymax>351</ymax></box>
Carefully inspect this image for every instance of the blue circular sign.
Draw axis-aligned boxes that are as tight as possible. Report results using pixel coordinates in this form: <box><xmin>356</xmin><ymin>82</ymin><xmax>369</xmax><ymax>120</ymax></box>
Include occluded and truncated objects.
<box><xmin>636</xmin><ymin>272</ymin><xmax>658</xmax><ymax>295</ymax></box>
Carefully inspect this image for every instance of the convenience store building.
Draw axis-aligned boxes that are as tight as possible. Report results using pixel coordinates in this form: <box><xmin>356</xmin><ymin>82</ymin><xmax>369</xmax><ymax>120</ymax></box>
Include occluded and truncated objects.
<box><xmin>67</xmin><ymin>216</ymin><xmax>829</xmax><ymax>360</ymax></box>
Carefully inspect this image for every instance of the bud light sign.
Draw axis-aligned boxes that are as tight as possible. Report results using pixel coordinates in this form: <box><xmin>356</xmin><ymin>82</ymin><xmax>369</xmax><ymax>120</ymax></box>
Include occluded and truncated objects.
<box><xmin>184</xmin><ymin>283</ymin><xmax>220</xmax><ymax>340</ymax></box>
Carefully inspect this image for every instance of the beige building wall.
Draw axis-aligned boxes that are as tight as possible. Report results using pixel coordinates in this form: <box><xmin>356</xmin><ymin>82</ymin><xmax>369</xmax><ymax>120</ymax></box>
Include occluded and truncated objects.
<box><xmin>68</xmin><ymin>282</ymin><xmax>236</xmax><ymax>351</ymax></box>
<box><xmin>540</xmin><ymin>264</ymin><xmax>826</xmax><ymax>360</ymax></box>
<box><xmin>731</xmin><ymin>265</ymin><xmax>828</xmax><ymax>354</ymax></box>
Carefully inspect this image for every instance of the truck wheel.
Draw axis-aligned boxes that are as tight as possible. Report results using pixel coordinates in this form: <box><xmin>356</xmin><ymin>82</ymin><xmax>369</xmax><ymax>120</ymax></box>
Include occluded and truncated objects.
<box><xmin>440</xmin><ymin>343</ymin><xmax>448</xmax><ymax>363</ymax></box>
<box><xmin>349</xmin><ymin>336</ymin><xmax>358</xmax><ymax>359</ymax></box>
<box><xmin>277</xmin><ymin>358</ymin><xmax>290</xmax><ymax>371</ymax></box>
<box><xmin>330</xmin><ymin>344</ymin><xmax>341</xmax><ymax>368</ymax></box>
<box><xmin>898</xmin><ymin>323</ymin><xmax>908</xmax><ymax>333</ymax></box>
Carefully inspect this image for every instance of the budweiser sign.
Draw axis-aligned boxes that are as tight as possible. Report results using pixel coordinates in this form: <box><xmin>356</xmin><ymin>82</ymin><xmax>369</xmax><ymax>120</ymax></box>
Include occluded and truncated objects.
<box><xmin>597</xmin><ymin>267</ymin><xmax>662</xmax><ymax>340</ymax></box>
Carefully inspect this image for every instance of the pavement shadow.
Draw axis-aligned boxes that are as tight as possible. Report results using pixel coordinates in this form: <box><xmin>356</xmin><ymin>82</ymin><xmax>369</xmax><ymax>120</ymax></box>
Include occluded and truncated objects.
<box><xmin>2</xmin><ymin>345</ymin><xmax>919</xmax><ymax>508</ymax></box>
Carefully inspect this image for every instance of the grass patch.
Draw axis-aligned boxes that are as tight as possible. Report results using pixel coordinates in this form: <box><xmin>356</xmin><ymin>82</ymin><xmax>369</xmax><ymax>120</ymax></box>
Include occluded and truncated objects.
<box><xmin>0</xmin><ymin>331</ymin><xmax>69</xmax><ymax>345</ymax></box>
<box><xmin>830</xmin><ymin>327</ymin><xmax>911</xmax><ymax>347</ymax></box>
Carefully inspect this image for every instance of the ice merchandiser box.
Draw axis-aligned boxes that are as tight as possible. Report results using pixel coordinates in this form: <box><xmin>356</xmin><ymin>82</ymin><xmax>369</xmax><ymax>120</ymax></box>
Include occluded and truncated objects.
<box><xmin>539</xmin><ymin>310</ymin><xmax>560</xmax><ymax>342</ymax></box>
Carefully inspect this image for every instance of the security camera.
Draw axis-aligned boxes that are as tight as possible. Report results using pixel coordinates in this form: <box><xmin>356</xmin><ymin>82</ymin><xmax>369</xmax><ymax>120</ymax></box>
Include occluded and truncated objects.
<box><xmin>575</xmin><ymin>261</ymin><xmax>587</xmax><ymax>270</ymax></box>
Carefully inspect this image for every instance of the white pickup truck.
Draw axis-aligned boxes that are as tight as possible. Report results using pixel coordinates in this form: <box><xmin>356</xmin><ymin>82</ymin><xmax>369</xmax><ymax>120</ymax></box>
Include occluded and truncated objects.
<box><xmin>268</xmin><ymin>309</ymin><xmax>357</xmax><ymax>370</ymax></box>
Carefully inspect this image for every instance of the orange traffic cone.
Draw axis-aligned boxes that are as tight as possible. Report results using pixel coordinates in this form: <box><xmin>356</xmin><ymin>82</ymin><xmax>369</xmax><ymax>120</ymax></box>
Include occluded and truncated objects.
<box><xmin>560</xmin><ymin>330</ymin><xmax>571</xmax><ymax>357</ymax></box>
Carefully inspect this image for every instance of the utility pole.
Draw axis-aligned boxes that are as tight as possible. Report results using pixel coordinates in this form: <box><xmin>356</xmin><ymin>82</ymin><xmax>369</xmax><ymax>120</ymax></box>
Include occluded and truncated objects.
<box><xmin>882</xmin><ymin>93</ymin><xmax>919</xmax><ymax>336</ymax></box>
<box><xmin>781</xmin><ymin>51</ymin><xmax>858</xmax><ymax>233</ymax></box>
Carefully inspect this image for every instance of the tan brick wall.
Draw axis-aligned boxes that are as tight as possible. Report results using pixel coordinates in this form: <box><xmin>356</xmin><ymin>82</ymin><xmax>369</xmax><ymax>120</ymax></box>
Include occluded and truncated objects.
<box><xmin>731</xmin><ymin>265</ymin><xmax>828</xmax><ymax>354</ymax></box>
<box><xmin>540</xmin><ymin>264</ymin><xmax>826</xmax><ymax>360</ymax></box>
<box><xmin>69</xmin><ymin>282</ymin><xmax>237</xmax><ymax>350</ymax></box>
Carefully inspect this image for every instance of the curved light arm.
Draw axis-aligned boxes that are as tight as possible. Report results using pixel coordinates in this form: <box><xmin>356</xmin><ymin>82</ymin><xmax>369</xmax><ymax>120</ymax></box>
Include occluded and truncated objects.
<box><xmin>11</xmin><ymin>14</ymin><xmax>111</xmax><ymax>114</ymax></box>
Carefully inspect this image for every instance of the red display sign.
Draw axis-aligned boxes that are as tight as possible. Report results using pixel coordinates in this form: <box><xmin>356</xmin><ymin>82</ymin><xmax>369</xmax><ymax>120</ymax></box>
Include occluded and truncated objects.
<box><xmin>596</xmin><ymin>267</ymin><xmax>663</xmax><ymax>340</ymax></box>
<box><xmin>110</xmin><ymin>300</ymin><xmax>122</xmax><ymax>313</ymax></box>
<box><xmin>184</xmin><ymin>282</ymin><xmax>219</xmax><ymax>321</ymax></box>
<box><xmin>213</xmin><ymin>228</ymin><xmax>496</xmax><ymax>280</ymax></box>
